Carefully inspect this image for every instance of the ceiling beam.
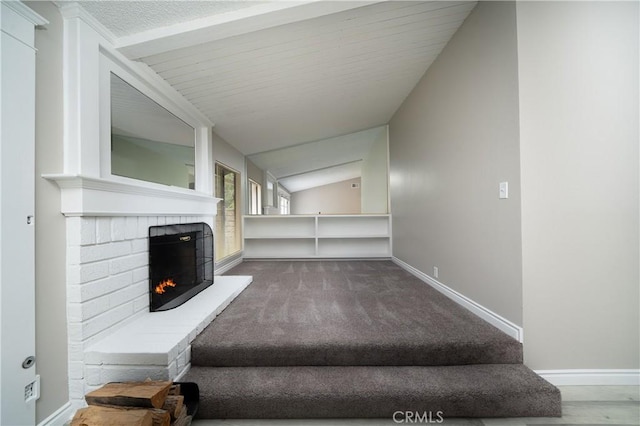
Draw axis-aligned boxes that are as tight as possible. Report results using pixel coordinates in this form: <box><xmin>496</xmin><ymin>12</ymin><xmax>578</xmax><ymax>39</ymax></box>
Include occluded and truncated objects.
<box><xmin>116</xmin><ymin>1</ymin><xmax>383</xmax><ymax>60</ymax></box>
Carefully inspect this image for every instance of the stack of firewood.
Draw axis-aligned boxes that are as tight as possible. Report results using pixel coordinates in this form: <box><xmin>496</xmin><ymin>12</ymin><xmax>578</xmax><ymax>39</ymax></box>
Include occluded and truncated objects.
<box><xmin>71</xmin><ymin>380</ymin><xmax>191</xmax><ymax>426</ymax></box>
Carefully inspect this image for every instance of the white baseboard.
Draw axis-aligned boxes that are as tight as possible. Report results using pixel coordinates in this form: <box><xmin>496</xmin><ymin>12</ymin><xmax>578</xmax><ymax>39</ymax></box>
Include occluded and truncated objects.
<box><xmin>215</xmin><ymin>255</ymin><xmax>243</xmax><ymax>276</ymax></box>
<box><xmin>392</xmin><ymin>257</ymin><xmax>523</xmax><ymax>342</ymax></box>
<box><xmin>536</xmin><ymin>369</ymin><xmax>640</xmax><ymax>386</ymax></box>
<box><xmin>38</xmin><ymin>401</ymin><xmax>75</xmax><ymax>426</ymax></box>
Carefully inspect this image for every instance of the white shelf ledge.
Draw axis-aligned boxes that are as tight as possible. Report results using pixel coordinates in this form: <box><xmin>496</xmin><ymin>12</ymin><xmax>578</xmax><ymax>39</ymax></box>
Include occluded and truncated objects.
<box><xmin>44</xmin><ymin>174</ymin><xmax>221</xmax><ymax>217</ymax></box>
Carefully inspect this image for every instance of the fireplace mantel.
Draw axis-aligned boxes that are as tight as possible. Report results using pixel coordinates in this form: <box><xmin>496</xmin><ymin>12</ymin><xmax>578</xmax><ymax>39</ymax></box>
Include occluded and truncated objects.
<box><xmin>44</xmin><ymin>174</ymin><xmax>221</xmax><ymax>217</ymax></box>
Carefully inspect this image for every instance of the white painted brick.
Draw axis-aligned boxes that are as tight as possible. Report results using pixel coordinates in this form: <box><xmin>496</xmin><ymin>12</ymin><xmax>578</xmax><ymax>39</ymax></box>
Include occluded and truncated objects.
<box><xmin>79</xmin><ymin>240</ymin><xmax>131</xmax><ymax>263</ymax></box>
<box><xmin>68</xmin><ymin>265</ymin><xmax>81</xmax><ymax>285</ymax></box>
<box><xmin>68</xmin><ymin>343</ymin><xmax>85</xmax><ymax>362</ymax></box>
<box><xmin>176</xmin><ymin>348</ymin><xmax>187</xmax><ymax>372</ymax></box>
<box><xmin>80</xmin><ymin>217</ymin><xmax>97</xmax><ymax>245</ymax></box>
<box><xmin>68</xmin><ymin>322</ymin><xmax>84</xmax><ymax>342</ymax></box>
<box><xmin>79</xmin><ymin>261</ymin><xmax>110</xmax><ymax>284</ymax></box>
<box><xmin>111</xmin><ymin>217</ymin><xmax>126</xmax><ymax>241</ymax></box>
<box><xmin>67</xmin><ymin>217</ymin><xmax>81</xmax><ymax>247</ymax></box>
<box><xmin>67</xmin><ymin>303</ymin><xmax>82</xmax><ymax>323</ymax></box>
<box><xmin>67</xmin><ymin>246</ymin><xmax>81</xmax><ymax>266</ymax></box>
<box><xmin>69</xmin><ymin>379</ymin><xmax>85</xmax><ymax>401</ymax></box>
<box><xmin>133</xmin><ymin>294</ymin><xmax>149</xmax><ymax>312</ymax></box>
<box><xmin>85</xmin><ymin>366</ymin><xmax>102</xmax><ymax>386</ymax></box>
<box><xmin>96</xmin><ymin>217</ymin><xmax>111</xmax><ymax>243</ymax></box>
<box><xmin>131</xmin><ymin>238</ymin><xmax>147</xmax><ymax>254</ymax></box>
<box><xmin>101</xmin><ymin>366</ymin><xmax>169</xmax><ymax>383</ymax></box>
<box><xmin>82</xmin><ymin>302</ymin><xmax>135</xmax><ymax>340</ymax></box>
<box><xmin>109</xmin><ymin>281</ymin><xmax>146</xmax><ymax>308</ymax></box>
<box><xmin>110</xmin><ymin>253</ymin><xmax>147</xmax><ymax>275</ymax></box>
<box><xmin>125</xmin><ymin>216</ymin><xmax>138</xmax><ymax>240</ymax></box>
<box><xmin>81</xmin><ymin>296</ymin><xmax>111</xmax><ymax>321</ymax></box>
<box><xmin>67</xmin><ymin>285</ymin><xmax>82</xmax><ymax>303</ymax></box>
<box><xmin>168</xmin><ymin>360</ymin><xmax>178</xmax><ymax>379</ymax></box>
<box><xmin>132</xmin><ymin>266</ymin><xmax>148</xmax><ymax>283</ymax></box>
<box><xmin>176</xmin><ymin>337</ymin><xmax>188</xmax><ymax>355</ymax></box>
<box><xmin>69</xmin><ymin>361</ymin><xmax>84</xmax><ymax>380</ymax></box>
<box><xmin>80</xmin><ymin>272</ymin><xmax>132</xmax><ymax>301</ymax></box>
<box><xmin>137</xmin><ymin>216</ymin><xmax>149</xmax><ymax>239</ymax></box>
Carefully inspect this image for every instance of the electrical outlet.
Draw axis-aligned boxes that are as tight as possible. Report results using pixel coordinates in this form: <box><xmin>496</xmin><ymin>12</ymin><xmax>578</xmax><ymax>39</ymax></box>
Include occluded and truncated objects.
<box><xmin>433</xmin><ymin>266</ymin><xmax>439</xmax><ymax>279</ymax></box>
<box><xmin>24</xmin><ymin>375</ymin><xmax>40</xmax><ymax>403</ymax></box>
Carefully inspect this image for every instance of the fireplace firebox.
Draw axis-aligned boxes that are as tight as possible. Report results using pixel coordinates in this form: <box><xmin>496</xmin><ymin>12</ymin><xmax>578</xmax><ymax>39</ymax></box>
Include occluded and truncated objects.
<box><xmin>148</xmin><ymin>223</ymin><xmax>213</xmax><ymax>311</ymax></box>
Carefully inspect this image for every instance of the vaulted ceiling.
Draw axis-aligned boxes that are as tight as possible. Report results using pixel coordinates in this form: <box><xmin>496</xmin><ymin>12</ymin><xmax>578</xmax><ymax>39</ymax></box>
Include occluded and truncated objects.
<box><xmin>75</xmin><ymin>1</ymin><xmax>476</xmax><ymax>192</ymax></box>
<box><xmin>78</xmin><ymin>0</ymin><xmax>477</xmax><ymax>156</ymax></box>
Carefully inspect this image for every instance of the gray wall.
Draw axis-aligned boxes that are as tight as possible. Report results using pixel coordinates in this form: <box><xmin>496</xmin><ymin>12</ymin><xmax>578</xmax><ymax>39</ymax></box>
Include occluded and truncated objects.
<box><xmin>212</xmin><ymin>131</ymin><xmax>245</xmax><ymax>176</ymax></box>
<box><xmin>291</xmin><ymin>178</ymin><xmax>362</xmax><ymax>215</ymax></box>
<box><xmin>389</xmin><ymin>2</ymin><xmax>523</xmax><ymax>324</ymax></box>
<box><xmin>26</xmin><ymin>1</ymin><xmax>70</xmax><ymax>422</ymax></box>
<box><xmin>516</xmin><ymin>1</ymin><xmax>639</xmax><ymax>370</ymax></box>
<box><xmin>361</xmin><ymin>127</ymin><xmax>389</xmax><ymax>214</ymax></box>
<box><xmin>246</xmin><ymin>158</ymin><xmax>264</xmax><ymax>189</ymax></box>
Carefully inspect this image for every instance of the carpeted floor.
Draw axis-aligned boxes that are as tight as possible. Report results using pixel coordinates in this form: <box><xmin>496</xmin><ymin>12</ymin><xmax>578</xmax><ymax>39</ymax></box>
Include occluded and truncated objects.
<box><xmin>184</xmin><ymin>260</ymin><xmax>561</xmax><ymax>419</ymax></box>
<box><xmin>191</xmin><ymin>260</ymin><xmax>521</xmax><ymax>367</ymax></box>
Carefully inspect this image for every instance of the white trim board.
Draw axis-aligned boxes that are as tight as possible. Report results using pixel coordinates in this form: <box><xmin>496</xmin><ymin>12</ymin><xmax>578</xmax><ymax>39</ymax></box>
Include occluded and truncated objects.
<box><xmin>392</xmin><ymin>257</ymin><xmax>523</xmax><ymax>342</ymax></box>
<box><xmin>215</xmin><ymin>255</ymin><xmax>244</xmax><ymax>276</ymax></box>
<box><xmin>536</xmin><ymin>369</ymin><xmax>640</xmax><ymax>386</ymax></box>
<box><xmin>38</xmin><ymin>402</ymin><xmax>74</xmax><ymax>426</ymax></box>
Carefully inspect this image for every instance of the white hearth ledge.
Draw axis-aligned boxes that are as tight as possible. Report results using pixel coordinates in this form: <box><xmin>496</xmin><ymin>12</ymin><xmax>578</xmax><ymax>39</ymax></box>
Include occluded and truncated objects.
<box><xmin>43</xmin><ymin>174</ymin><xmax>221</xmax><ymax>216</ymax></box>
<box><xmin>84</xmin><ymin>275</ymin><xmax>252</xmax><ymax>386</ymax></box>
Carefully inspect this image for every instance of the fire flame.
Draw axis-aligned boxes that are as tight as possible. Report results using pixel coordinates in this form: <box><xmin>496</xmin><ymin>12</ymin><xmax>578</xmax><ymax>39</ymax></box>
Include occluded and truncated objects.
<box><xmin>155</xmin><ymin>279</ymin><xmax>177</xmax><ymax>294</ymax></box>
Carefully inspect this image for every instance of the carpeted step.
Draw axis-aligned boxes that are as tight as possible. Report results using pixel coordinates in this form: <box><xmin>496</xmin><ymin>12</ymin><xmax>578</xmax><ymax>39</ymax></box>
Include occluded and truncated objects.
<box><xmin>190</xmin><ymin>260</ymin><xmax>523</xmax><ymax>367</ymax></box>
<box><xmin>182</xmin><ymin>364</ymin><xmax>561</xmax><ymax>419</ymax></box>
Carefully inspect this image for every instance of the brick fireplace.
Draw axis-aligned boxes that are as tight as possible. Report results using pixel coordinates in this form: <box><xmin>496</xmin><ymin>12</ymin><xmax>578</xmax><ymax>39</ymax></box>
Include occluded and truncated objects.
<box><xmin>63</xmin><ymin>213</ymin><xmax>250</xmax><ymax>406</ymax></box>
<box><xmin>44</xmin><ymin>175</ymin><xmax>251</xmax><ymax>407</ymax></box>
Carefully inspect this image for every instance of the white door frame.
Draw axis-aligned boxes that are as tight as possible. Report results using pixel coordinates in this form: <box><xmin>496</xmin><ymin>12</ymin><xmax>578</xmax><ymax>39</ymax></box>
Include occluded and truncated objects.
<box><xmin>0</xmin><ymin>2</ymin><xmax>47</xmax><ymax>425</ymax></box>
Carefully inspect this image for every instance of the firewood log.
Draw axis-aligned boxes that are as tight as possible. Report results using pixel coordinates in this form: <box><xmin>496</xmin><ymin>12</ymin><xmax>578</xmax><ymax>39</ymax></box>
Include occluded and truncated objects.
<box><xmin>170</xmin><ymin>405</ymin><xmax>191</xmax><ymax>426</ymax></box>
<box><xmin>168</xmin><ymin>384</ymin><xmax>181</xmax><ymax>395</ymax></box>
<box><xmin>79</xmin><ymin>405</ymin><xmax>171</xmax><ymax>426</ymax></box>
<box><xmin>85</xmin><ymin>381</ymin><xmax>173</xmax><ymax>409</ymax></box>
<box><xmin>71</xmin><ymin>405</ymin><xmax>153</xmax><ymax>426</ymax></box>
<box><xmin>161</xmin><ymin>395</ymin><xmax>184</xmax><ymax>420</ymax></box>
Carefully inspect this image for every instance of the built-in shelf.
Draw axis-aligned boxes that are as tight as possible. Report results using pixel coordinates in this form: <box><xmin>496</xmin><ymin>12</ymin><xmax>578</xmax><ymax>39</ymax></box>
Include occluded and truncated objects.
<box><xmin>243</xmin><ymin>214</ymin><xmax>391</xmax><ymax>258</ymax></box>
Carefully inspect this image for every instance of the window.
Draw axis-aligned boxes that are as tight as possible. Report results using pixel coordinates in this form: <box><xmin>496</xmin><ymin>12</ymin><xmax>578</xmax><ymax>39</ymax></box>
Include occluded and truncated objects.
<box><xmin>215</xmin><ymin>163</ymin><xmax>241</xmax><ymax>261</ymax></box>
<box><xmin>249</xmin><ymin>179</ymin><xmax>262</xmax><ymax>215</ymax></box>
<box><xmin>279</xmin><ymin>195</ymin><xmax>290</xmax><ymax>215</ymax></box>
<box><xmin>278</xmin><ymin>186</ymin><xmax>291</xmax><ymax>215</ymax></box>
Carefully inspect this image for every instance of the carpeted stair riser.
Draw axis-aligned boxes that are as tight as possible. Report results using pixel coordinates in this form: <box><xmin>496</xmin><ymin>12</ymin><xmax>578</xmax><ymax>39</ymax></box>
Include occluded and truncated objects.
<box><xmin>191</xmin><ymin>340</ymin><xmax>522</xmax><ymax>367</ymax></box>
<box><xmin>185</xmin><ymin>261</ymin><xmax>562</xmax><ymax>418</ymax></box>
<box><xmin>183</xmin><ymin>364</ymin><xmax>561</xmax><ymax>419</ymax></box>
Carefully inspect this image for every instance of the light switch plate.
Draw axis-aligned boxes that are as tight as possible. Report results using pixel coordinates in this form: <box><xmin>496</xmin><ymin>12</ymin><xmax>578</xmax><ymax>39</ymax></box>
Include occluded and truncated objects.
<box><xmin>499</xmin><ymin>182</ymin><xmax>509</xmax><ymax>199</ymax></box>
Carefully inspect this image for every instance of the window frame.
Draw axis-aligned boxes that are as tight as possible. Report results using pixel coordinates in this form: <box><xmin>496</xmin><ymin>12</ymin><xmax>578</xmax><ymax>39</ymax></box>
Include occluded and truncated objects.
<box><xmin>215</xmin><ymin>162</ymin><xmax>242</xmax><ymax>261</ymax></box>
<box><xmin>249</xmin><ymin>179</ymin><xmax>262</xmax><ymax>215</ymax></box>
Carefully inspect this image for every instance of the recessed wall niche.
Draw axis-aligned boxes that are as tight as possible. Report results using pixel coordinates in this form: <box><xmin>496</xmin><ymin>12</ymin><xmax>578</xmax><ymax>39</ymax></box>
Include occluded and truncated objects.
<box><xmin>110</xmin><ymin>73</ymin><xmax>196</xmax><ymax>189</ymax></box>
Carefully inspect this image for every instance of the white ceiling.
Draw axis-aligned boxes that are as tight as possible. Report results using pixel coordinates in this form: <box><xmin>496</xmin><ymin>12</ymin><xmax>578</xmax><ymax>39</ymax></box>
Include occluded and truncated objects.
<box><xmin>75</xmin><ymin>0</ymin><xmax>476</xmax><ymax>190</ymax></box>
<box><xmin>79</xmin><ymin>1</ymin><xmax>270</xmax><ymax>37</ymax></box>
